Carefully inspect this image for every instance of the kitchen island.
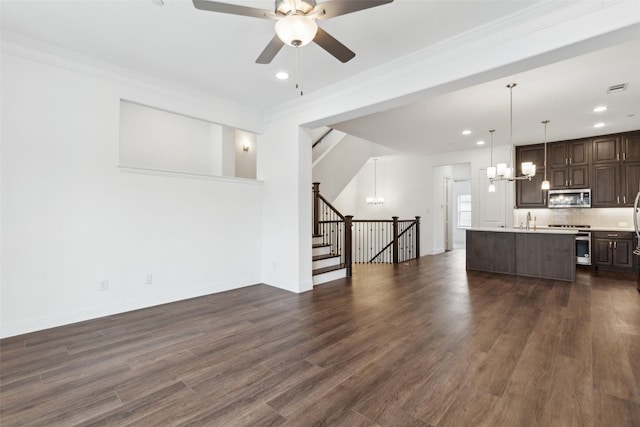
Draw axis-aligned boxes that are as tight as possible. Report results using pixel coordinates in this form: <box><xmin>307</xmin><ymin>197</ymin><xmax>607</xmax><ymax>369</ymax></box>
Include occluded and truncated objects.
<box><xmin>466</xmin><ymin>227</ymin><xmax>578</xmax><ymax>281</ymax></box>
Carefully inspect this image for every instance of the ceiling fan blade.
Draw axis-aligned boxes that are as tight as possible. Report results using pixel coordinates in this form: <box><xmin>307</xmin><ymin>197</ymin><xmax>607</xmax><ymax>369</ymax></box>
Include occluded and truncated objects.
<box><xmin>192</xmin><ymin>0</ymin><xmax>274</xmax><ymax>19</ymax></box>
<box><xmin>315</xmin><ymin>0</ymin><xmax>393</xmax><ymax>20</ymax></box>
<box><xmin>256</xmin><ymin>35</ymin><xmax>285</xmax><ymax>64</ymax></box>
<box><xmin>313</xmin><ymin>27</ymin><xmax>355</xmax><ymax>63</ymax></box>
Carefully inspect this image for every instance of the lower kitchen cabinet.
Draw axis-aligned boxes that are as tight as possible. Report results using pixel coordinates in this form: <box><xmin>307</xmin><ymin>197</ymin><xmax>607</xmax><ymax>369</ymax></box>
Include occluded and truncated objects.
<box><xmin>593</xmin><ymin>231</ymin><xmax>634</xmax><ymax>271</ymax></box>
<box><xmin>466</xmin><ymin>230</ymin><xmax>575</xmax><ymax>281</ymax></box>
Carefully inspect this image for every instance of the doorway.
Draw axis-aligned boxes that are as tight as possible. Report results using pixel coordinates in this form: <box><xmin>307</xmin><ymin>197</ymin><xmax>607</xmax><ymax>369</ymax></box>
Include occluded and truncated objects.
<box><xmin>434</xmin><ymin>163</ymin><xmax>471</xmax><ymax>254</ymax></box>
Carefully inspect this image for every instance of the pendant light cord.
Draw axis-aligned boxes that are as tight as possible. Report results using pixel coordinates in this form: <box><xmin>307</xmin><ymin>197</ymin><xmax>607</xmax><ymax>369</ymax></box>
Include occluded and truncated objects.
<box><xmin>507</xmin><ymin>83</ymin><xmax>516</xmax><ymax>170</ymax></box>
<box><xmin>543</xmin><ymin>120</ymin><xmax>549</xmax><ymax>181</ymax></box>
<box><xmin>489</xmin><ymin>129</ymin><xmax>494</xmax><ymax>166</ymax></box>
<box><xmin>373</xmin><ymin>159</ymin><xmax>377</xmax><ymax>198</ymax></box>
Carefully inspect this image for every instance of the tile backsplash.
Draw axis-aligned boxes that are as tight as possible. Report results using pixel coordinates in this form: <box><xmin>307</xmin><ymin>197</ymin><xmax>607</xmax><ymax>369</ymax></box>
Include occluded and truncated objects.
<box><xmin>513</xmin><ymin>208</ymin><xmax>634</xmax><ymax>229</ymax></box>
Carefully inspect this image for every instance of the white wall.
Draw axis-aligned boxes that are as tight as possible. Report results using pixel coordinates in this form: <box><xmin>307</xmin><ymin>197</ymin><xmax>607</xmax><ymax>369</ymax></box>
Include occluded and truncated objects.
<box><xmin>332</xmin><ymin>145</ymin><xmax>513</xmax><ymax>256</ymax></box>
<box><xmin>260</xmin><ymin>122</ymin><xmax>312</xmax><ymax>293</ymax></box>
<box><xmin>1</xmin><ymin>50</ymin><xmax>264</xmax><ymax>337</ymax></box>
<box><xmin>312</xmin><ymin>135</ymin><xmax>395</xmax><ymax>203</ymax></box>
<box><xmin>235</xmin><ymin>130</ymin><xmax>257</xmax><ymax>179</ymax></box>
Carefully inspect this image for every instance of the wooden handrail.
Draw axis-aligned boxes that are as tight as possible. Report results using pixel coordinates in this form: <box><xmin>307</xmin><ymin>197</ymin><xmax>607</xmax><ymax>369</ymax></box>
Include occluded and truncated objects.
<box><xmin>352</xmin><ymin>220</ymin><xmax>416</xmax><ymax>224</ymax></box>
<box><xmin>317</xmin><ymin>193</ymin><xmax>345</xmax><ymax>220</ymax></box>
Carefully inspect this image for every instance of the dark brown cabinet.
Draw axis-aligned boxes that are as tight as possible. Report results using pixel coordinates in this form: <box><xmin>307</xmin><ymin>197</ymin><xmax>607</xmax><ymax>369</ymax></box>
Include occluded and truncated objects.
<box><xmin>591</xmin><ymin>132</ymin><xmax>640</xmax><ymax>207</ymax></box>
<box><xmin>466</xmin><ymin>231</ymin><xmax>515</xmax><ymax>274</ymax></box>
<box><xmin>514</xmin><ymin>130</ymin><xmax>640</xmax><ymax>208</ymax></box>
<box><xmin>515</xmin><ymin>144</ymin><xmax>546</xmax><ymax>208</ymax></box>
<box><xmin>466</xmin><ymin>230</ymin><xmax>575</xmax><ymax>281</ymax></box>
<box><xmin>548</xmin><ymin>139</ymin><xmax>590</xmax><ymax>189</ymax></box>
<box><xmin>550</xmin><ymin>166</ymin><xmax>589</xmax><ymax>190</ymax></box>
<box><xmin>622</xmin><ymin>131</ymin><xmax>640</xmax><ymax>162</ymax></box>
<box><xmin>593</xmin><ymin>231</ymin><xmax>634</xmax><ymax>271</ymax></box>
<box><xmin>592</xmin><ymin>135</ymin><xmax>621</xmax><ymax>164</ymax></box>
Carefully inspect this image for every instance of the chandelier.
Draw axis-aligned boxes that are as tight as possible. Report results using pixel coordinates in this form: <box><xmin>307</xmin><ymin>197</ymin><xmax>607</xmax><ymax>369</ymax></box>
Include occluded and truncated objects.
<box><xmin>366</xmin><ymin>158</ymin><xmax>384</xmax><ymax>205</ymax></box>
<box><xmin>487</xmin><ymin>83</ymin><xmax>537</xmax><ymax>189</ymax></box>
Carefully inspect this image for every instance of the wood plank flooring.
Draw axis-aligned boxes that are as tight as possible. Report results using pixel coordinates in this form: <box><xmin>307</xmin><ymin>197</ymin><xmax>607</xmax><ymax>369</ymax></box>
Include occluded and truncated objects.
<box><xmin>1</xmin><ymin>250</ymin><xmax>639</xmax><ymax>426</ymax></box>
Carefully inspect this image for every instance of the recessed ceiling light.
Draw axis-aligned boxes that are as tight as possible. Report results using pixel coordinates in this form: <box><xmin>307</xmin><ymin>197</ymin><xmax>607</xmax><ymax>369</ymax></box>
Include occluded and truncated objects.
<box><xmin>476</xmin><ymin>140</ymin><xmax>485</xmax><ymax>145</ymax></box>
<box><xmin>593</xmin><ymin>122</ymin><xmax>605</xmax><ymax>128</ymax></box>
<box><xmin>275</xmin><ymin>71</ymin><xmax>289</xmax><ymax>80</ymax></box>
<box><xmin>151</xmin><ymin>0</ymin><xmax>164</xmax><ymax>6</ymax></box>
<box><xmin>593</xmin><ymin>106</ymin><xmax>607</xmax><ymax>113</ymax></box>
<box><xmin>462</xmin><ymin>130</ymin><xmax>471</xmax><ymax>135</ymax></box>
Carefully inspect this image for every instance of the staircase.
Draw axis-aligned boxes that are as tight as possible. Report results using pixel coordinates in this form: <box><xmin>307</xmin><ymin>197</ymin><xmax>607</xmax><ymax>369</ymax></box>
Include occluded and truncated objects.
<box><xmin>312</xmin><ymin>235</ymin><xmax>348</xmax><ymax>285</ymax></box>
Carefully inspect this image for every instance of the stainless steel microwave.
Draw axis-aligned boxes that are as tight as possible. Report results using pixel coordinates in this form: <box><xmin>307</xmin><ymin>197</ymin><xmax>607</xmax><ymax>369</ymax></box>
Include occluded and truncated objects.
<box><xmin>547</xmin><ymin>189</ymin><xmax>591</xmax><ymax>208</ymax></box>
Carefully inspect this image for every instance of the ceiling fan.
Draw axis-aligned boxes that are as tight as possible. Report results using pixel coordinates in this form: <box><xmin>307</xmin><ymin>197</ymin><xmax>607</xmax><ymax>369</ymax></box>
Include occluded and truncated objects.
<box><xmin>192</xmin><ymin>0</ymin><xmax>394</xmax><ymax>64</ymax></box>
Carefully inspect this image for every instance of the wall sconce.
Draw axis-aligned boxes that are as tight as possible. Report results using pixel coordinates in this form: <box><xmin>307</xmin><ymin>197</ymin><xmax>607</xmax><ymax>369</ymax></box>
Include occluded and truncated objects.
<box><xmin>242</xmin><ymin>142</ymin><xmax>250</xmax><ymax>152</ymax></box>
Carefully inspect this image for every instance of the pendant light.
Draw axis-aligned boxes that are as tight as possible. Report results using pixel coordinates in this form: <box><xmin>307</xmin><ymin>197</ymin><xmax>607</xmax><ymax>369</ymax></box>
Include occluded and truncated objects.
<box><xmin>487</xmin><ymin>83</ymin><xmax>536</xmax><ymax>183</ymax></box>
<box><xmin>366</xmin><ymin>158</ymin><xmax>384</xmax><ymax>205</ymax></box>
<box><xmin>541</xmin><ymin>120</ymin><xmax>550</xmax><ymax>190</ymax></box>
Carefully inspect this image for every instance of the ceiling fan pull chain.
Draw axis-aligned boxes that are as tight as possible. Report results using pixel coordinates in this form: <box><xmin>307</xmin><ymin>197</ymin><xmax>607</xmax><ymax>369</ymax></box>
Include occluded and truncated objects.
<box><xmin>296</xmin><ymin>47</ymin><xmax>303</xmax><ymax>96</ymax></box>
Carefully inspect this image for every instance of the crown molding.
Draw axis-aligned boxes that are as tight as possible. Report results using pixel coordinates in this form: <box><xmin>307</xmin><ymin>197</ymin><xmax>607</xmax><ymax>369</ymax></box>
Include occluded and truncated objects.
<box><xmin>1</xmin><ymin>30</ymin><xmax>264</xmax><ymax>133</ymax></box>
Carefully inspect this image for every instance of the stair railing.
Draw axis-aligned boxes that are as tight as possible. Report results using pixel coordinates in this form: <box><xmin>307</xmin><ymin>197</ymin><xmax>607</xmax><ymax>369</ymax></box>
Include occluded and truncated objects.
<box><xmin>313</xmin><ymin>183</ymin><xmax>352</xmax><ymax>276</ymax></box>
<box><xmin>353</xmin><ymin>217</ymin><xmax>421</xmax><ymax>264</ymax></box>
<box><xmin>313</xmin><ymin>183</ymin><xmax>420</xmax><ymax>275</ymax></box>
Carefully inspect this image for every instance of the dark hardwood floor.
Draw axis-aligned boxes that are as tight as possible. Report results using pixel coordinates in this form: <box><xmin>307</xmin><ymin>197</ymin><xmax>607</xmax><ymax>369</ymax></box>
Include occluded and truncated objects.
<box><xmin>1</xmin><ymin>250</ymin><xmax>639</xmax><ymax>426</ymax></box>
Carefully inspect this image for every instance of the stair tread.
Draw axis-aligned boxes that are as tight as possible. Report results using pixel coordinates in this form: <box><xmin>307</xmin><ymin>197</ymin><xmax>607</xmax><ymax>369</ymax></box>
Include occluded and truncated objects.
<box><xmin>312</xmin><ymin>243</ymin><xmax>331</xmax><ymax>249</ymax></box>
<box><xmin>312</xmin><ymin>234</ymin><xmax>323</xmax><ymax>238</ymax></box>
<box><xmin>313</xmin><ymin>265</ymin><xmax>346</xmax><ymax>275</ymax></box>
<box><xmin>312</xmin><ymin>254</ymin><xmax>340</xmax><ymax>261</ymax></box>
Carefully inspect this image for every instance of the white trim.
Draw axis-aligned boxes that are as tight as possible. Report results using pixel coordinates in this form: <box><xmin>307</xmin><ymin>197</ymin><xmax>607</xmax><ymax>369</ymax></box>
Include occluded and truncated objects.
<box><xmin>0</xmin><ymin>280</ymin><xmax>273</xmax><ymax>339</ymax></box>
<box><xmin>117</xmin><ymin>165</ymin><xmax>264</xmax><ymax>185</ymax></box>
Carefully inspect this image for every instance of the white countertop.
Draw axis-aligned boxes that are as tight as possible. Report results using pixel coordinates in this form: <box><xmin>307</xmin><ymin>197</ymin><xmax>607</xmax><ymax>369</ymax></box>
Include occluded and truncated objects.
<box><xmin>467</xmin><ymin>227</ymin><xmax>579</xmax><ymax>235</ymax></box>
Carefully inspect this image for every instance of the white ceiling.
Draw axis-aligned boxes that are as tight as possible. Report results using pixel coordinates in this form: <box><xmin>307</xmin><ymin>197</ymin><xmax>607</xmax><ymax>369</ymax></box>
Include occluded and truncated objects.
<box><xmin>333</xmin><ymin>37</ymin><xmax>640</xmax><ymax>154</ymax></box>
<box><xmin>2</xmin><ymin>0</ymin><xmax>640</xmax><ymax>154</ymax></box>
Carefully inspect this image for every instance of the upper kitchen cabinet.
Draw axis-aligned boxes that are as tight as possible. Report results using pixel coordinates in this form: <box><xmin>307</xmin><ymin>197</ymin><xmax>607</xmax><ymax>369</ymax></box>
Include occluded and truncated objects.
<box><xmin>591</xmin><ymin>131</ymin><xmax>640</xmax><ymax>207</ymax></box>
<box><xmin>592</xmin><ymin>135</ymin><xmax>621</xmax><ymax>164</ymax></box>
<box><xmin>622</xmin><ymin>131</ymin><xmax>640</xmax><ymax>162</ymax></box>
<box><xmin>548</xmin><ymin>138</ymin><xmax>590</xmax><ymax>189</ymax></box>
<box><xmin>515</xmin><ymin>144</ymin><xmax>546</xmax><ymax>208</ymax></box>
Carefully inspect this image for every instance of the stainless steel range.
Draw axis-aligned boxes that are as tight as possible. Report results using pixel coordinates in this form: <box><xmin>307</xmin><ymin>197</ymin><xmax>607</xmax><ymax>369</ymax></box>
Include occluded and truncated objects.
<box><xmin>548</xmin><ymin>224</ymin><xmax>591</xmax><ymax>265</ymax></box>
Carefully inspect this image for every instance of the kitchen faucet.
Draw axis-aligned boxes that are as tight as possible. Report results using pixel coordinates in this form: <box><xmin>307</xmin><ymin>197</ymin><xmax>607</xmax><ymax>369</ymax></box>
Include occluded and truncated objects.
<box><xmin>526</xmin><ymin>212</ymin><xmax>531</xmax><ymax>230</ymax></box>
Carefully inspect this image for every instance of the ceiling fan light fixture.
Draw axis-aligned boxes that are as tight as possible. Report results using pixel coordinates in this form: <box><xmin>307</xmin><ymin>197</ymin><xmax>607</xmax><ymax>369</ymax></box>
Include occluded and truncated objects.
<box><xmin>275</xmin><ymin>15</ymin><xmax>318</xmax><ymax>47</ymax></box>
<box><xmin>275</xmin><ymin>0</ymin><xmax>316</xmax><ymax>16</ymax></box>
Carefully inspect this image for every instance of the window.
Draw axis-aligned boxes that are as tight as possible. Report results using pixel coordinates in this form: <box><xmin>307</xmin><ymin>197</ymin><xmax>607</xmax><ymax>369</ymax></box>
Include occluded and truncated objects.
<box><xmin>457</xmin><ymin>194</ymin><xmax>472</xmax><ymax>228</ymax></box>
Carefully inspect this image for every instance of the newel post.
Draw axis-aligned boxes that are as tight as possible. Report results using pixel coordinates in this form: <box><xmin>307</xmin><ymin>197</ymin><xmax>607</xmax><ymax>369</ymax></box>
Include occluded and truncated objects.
<box><xmin>392</xmin><ymin>216</ymin><xmax>399</xmax><ymax>264</ymax></box>
<box><xmin>312</xmin><ymin>182</ymin><xmax>320</xmax><ymax>236</ymax></box>
<box><xmin>415</xmin><ymin>216</ymin><xmax>421</xmax><ymax>259</ymax></box>
<box><xmin>344</xmin><ymin>215</ymin><xmax>353</xmax><ymax>277</ymax></box>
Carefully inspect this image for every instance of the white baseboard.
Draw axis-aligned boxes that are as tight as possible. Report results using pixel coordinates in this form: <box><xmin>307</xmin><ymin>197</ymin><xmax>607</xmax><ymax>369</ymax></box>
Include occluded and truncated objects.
<box><xmin>0</xmin><ymin>280</ymin><xmax>260</xmax><ymax>339</ymax></box>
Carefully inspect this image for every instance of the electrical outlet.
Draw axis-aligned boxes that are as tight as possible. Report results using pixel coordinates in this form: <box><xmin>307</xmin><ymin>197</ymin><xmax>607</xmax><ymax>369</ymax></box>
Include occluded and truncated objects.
<box><xmin>99</xmin><ymin>280</ymin><xmax>109</xmax><ymax>291</ymax></box>
<box><xmin>145</xmin><ymin>274</ymin><xmax>153</xmax><ymax>285</ymax></box>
